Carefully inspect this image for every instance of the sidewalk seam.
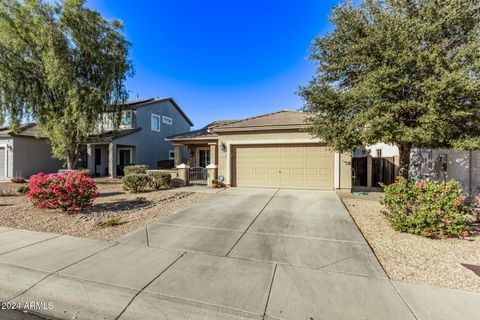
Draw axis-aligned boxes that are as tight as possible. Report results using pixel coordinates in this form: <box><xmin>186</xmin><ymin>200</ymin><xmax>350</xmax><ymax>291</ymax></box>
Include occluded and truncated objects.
<box><xmin>390</xmin><ymin>281</ymin><xmax>420</xmax><ymax>320</ymax></box>
<box><xmin>0</xmin><ymin>234</ymin><xmax>62</xmax><ymax>257</ymax></box>
<box><xmin>4</xmin><ymin>241</ymin><xmax>119</xmax><ymax>303</ymax></box>
<box><xmin>114</xmin><ymin>251</ymin><xmax>187</xmax><ymax>320</ymax></box>
<box><xmin>145</xmin><ymin>225</ymin><xmax>150</xmax><ymax>246</ymax></box>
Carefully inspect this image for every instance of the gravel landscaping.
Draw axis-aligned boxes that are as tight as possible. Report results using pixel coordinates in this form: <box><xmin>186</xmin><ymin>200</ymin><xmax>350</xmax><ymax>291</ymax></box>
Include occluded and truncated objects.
<box><xmin>337</xmin><ymin>190</ymin><xmax>480</xmax><ymax>293</ymax></box>
<box><xmin>0</xmin><ymin>178</ymin><xmax>210</xmax><ymax>240</ymax></box>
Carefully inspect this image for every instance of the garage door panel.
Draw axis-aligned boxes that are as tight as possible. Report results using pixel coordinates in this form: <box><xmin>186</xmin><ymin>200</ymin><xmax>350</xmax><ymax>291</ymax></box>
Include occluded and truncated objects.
<box><xmin>233</xmin><ymin>144</ymin><xmax>334</xmax><ymax>190</ymax></box>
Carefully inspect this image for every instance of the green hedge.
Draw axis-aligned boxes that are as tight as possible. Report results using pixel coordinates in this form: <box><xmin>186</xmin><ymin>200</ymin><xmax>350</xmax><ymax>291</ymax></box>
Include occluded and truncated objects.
<box><xmin>122</xmin><ymin>174</ymin><xmax>150</xmax><ymax>193</ymax></box>
<box><xmin>123</xmin><ymin>165</ymin><xmax>149</xmax><ymax>175</ymax></box>
<box><xmin>147</xmin><ymin>171</ymin><xmax>171</xmax><ymax>189</ymax></box>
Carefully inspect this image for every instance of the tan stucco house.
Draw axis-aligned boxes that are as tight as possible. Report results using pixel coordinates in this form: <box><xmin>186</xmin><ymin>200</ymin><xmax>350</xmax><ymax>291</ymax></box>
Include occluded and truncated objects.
<box><xmin>167</xmin><ymin>110</ymin><xmax>352</xmax><ymax>190</ymax></box>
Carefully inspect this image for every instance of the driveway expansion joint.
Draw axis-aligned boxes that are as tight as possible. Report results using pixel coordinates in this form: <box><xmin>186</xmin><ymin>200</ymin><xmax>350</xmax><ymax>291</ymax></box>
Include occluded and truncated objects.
<box><xmin>263</xmin><ymin>264</ymin><xmax>278</xmax><ymax>319</ymax></box>
<box><xmin>246</xmin><ymin>230</ymin><xmax>368</xmax><ymax>245</ymax></box>
<box><xmin>226</xmin><ymin>189</ymin><xmax>280</xmax><ymax>256</ymax></box>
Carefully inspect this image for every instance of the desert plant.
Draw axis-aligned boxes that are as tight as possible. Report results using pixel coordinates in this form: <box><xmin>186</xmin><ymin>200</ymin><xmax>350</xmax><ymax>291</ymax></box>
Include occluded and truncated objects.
<box><xmin>382</xmin><ymin>177</ymin><xmax>470</xmax><ymax>238</ymax></box>
<box><xmin>17</xmin><ymin>185</ymin><xmax>29</xmax><ymax>195</ymax></box>
<box><xmin>100</xmin><ymin>217</ymin><xmax>122</xmax><ymax>227</ymax></box>
<box><xmin>11</xmin><ymin>176</ymin><xmax>25</xmax><ymax>183</ymax></box>
<box><xmin>147</xmin><ymin>171</ymin><xmax>171</xmax><ymax>189</ymax></box>
<box><xmin>123</xmin><ymin>165</ymin><xmax>149</xmax><ymax>175</ymax></box>
<box><xmin>25</xmin><ymin>172</ymin><xmax>98</xmax><ymax>211</ymax></box>
<box><xmin>122</xmin><ymin>174</ymin><xmax>150</xmax><ymax>193</ymax></box>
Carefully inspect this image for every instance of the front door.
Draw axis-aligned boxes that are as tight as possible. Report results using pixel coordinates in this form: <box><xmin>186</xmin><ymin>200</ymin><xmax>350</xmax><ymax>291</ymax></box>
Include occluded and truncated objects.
<box><xmin>94</xmin><ymin>148</ymin><xmax>101</xmax><ymax>176</ymax></box>
<box><xmin>119</xmin><ymin>149</ymin><xmax>131</xmax><ymax>167</ymax></box>
<box><xmin>198</xmin><ymin>149</ymin><xmax>210</xmax><ymax>168</ymax></box>
<box><xmin>118</xmin><ymin>148</ymin><xmax>131</xmax><ymax>176</ymax></box>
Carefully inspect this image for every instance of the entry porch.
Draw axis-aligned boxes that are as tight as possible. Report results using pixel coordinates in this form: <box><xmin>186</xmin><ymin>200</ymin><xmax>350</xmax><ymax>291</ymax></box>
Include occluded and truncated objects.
<box><xmin>171</xmin><ymin>140</ymin><xmax>218</xmax><ymax>185</ymax></box>
<box><xmin>86</xmin><ymin>143</ymin><xmax>137</xmax><ymax>178</ymax></box>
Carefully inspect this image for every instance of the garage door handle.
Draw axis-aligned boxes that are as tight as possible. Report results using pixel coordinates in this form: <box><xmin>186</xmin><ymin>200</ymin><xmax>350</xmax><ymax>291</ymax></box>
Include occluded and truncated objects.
<box><xmin>279</xmin><ymin>170</ymin><xmax>282</xmax><ymax>174</ymax></box>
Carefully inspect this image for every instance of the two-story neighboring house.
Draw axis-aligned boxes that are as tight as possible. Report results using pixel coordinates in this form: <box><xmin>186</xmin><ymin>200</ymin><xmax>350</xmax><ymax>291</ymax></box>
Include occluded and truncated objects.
<box><xmin>86</xmin><ymin>97</ymin><xmax>193</xmax><ymax>178</ymax></box>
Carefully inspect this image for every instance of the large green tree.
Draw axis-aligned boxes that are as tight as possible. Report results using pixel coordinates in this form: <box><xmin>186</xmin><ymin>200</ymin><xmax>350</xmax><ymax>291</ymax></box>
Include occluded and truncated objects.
<box><xmin>0</xmin><ymin>0</ymin><xmax>132</xmax><ymax>168</ymax></box>
<box><xmin>300</xmin><ymin>0</ymin><xmax>480</xmax><ymax>178</ymax></box>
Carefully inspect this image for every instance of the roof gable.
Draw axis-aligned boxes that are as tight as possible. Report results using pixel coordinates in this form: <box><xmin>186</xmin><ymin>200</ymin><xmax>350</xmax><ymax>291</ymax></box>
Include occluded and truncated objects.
<box><xmin>0</xmin><ymin>123</ymin><xmax>42</xmax><ymax>138</ymax></box>
<box><xmin>124</xmin><ymin>97</ymin><xmax>194</xmax><ymax>127</ymax></box>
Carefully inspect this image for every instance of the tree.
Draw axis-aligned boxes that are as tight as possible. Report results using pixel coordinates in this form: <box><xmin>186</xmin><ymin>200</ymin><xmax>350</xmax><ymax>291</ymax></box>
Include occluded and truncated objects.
<box><xmin>299</xmin><ymin>0</ymin><xmax>480</xmax><ymax>179</ymax></box>
<box><xmin>0</xmin><ymin>0</ymin><xmax>133</xmax><ymax>168</ymax></box>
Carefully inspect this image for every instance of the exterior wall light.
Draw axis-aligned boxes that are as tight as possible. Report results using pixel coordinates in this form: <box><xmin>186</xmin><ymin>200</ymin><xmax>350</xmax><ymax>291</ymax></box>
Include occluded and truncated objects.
<box><xmin>220</xmin><ymin>142</ymin><xmax>227</xmax><ymax>152</ymax></box>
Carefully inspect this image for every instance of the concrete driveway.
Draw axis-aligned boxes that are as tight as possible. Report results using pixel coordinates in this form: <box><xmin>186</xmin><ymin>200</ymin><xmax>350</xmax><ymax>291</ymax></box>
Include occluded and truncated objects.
<box><xmin>118</xmin><ymin>188</ymin><xmax>411</xmax><ymax>319</ymax></box>
<box><xmin>1</xmin><ymin>188</ymin><xmax>479</xmax><ymax>320</ymax></box>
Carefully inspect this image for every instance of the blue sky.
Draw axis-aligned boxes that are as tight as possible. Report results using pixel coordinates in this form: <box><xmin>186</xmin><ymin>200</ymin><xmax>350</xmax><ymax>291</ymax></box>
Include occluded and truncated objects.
<box><xmin>87</xmin><ymin>0</ymin><xmax>341</xmax><ymax>128</ymax></box>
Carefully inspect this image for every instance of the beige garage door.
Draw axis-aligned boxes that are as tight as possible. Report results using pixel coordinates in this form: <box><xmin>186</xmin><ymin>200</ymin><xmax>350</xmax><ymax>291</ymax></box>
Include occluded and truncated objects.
<box><xmin>233</xmin><ymin>144</ymin><xmax>334</xmax><ymax>190</ymax></box>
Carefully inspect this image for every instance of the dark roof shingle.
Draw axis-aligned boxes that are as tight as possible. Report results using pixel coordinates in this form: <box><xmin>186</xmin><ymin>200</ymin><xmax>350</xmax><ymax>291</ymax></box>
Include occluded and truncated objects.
<box><xmin>214</xmin><ymin>110</ymin><xmax>308</xmax><ymax>130</ymax></box>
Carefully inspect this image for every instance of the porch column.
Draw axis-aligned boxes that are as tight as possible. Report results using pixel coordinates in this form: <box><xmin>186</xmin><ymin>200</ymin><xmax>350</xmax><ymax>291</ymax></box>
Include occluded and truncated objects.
<box><xmin>206</xmin><ymin>164</ymin><xmax>218</xmax><ymax>188</ymax></box>
<box><xmin>87</xmin><ymin>144</ymin><xmax>95</xmax><ymax>176</ymax></box>
<box><xmin>208</xmin><ymin>142</ymin><xmax>217</xmax><ymax>165</ymax></box>
<box><xmin>173</xmin><ymin>143</ymin><xmax>182</xmax><ymax>167</ymax></box>
<box><xmin>109</xmin><ymin>143</ymin><xmax>117</xmax><ymax>178</ymax></box>
<box><xmin>176</xmin><ymin>163</ymin><xmax>190</xmax><ymax>186</ymax></box>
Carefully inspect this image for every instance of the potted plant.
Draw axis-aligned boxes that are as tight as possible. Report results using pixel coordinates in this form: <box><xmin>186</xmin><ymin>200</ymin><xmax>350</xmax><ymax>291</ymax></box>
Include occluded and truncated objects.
<box><xmin>211</xmin><ymin>179</ymin><xmax>219</xmax><ymax>188</ymax></box>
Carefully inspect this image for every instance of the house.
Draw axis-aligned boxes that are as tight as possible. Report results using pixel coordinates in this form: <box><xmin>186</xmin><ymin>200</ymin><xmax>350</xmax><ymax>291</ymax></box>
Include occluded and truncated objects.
<box><xmin>353</xmin><ymin>143</ymin><xmax>480</xmax><ymax>197</ymax></box>
<box><xmin>86</xmin><ymin>97</ymin><xmax>193</xmax><ymax>178</ymax></box>
<box><xmin>0</xmin><ymin>124</ymin><xmax>64</xmax><ymax>180</ymax></box>
<box><xmin>167</xmin><ymin>110</ymin><xmax>352</xmax><ymax>190</ymax></box>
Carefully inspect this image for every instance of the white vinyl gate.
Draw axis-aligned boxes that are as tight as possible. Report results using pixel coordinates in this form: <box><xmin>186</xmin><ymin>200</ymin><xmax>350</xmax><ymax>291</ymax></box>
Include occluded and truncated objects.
<box><xmin>0</xmin><ymin>147</ymin><xmax>5</xmax><ymax>180</ymax></box>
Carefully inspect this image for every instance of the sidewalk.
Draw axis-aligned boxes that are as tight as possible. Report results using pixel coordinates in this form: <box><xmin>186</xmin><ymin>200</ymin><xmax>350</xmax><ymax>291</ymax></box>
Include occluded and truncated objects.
<box><xmin>0</xmin><ymin>227</ymin><xmax>479</xmax><ymax>319</ymax></box>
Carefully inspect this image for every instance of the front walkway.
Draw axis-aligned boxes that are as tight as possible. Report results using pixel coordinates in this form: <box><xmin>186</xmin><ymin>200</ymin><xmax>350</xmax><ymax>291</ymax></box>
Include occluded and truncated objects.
<box><xmin>0</xmin><ymin>189</ymin><xmax>479</xmax><ymax>319</ymax></box>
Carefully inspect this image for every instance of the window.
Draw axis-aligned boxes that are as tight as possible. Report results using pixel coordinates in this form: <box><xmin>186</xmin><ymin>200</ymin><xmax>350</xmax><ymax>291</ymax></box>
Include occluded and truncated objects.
<box><xmin>376</xmin><ymin>149</ymin><xmax>382</xmax><ymax>158</ymax></box>
<box><xmin>162</xmin><ymin>116</ymin><xmax>173</xmax><ymax>125</ymax></box>
<box><xmin>169</xmin><ymin>150</ymin><xmax>175</xmax><ymax>160</ymax></box>
<box><xmin>151</xmin><ymin>114</ymin><xmax>160</xmax><ymax>131</ymax></box>
<box><xmin>198</xmin><ymin>149</ymin><xmax>210</xmax><ymax>168</ymax></box>
<box><xmin>120</xmin><ymin>110</ymin><xmax>133</xmax><ymax>128</ymax></box>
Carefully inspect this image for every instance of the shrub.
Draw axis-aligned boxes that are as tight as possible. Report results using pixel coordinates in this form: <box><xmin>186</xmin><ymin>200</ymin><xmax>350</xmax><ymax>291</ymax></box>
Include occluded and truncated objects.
<box><xmin>25</xmin><ymin>172</ymin><xmax>98</xmax><ymax>211</ymax></box>
<box><xmin>18</xmin><ymin>185</ymin><xmax>29</xmax><ymax>195</ymax></box>
<box><xmin>123</xmin><ymin>165</ymin><xmax>149</xmax><ymax>175</ymax></box>
<box><xmin>100</xmin><ymin>217</ymin><xmax>123</xmax><ymax>227</ymax></box>
<box><xmin>122</xmin><ymin>174</ymin><xmax>150</xmax><ymax>193</ymax></box>
<box><xmin>11</xmin><ymin>176</ymin><xmax>26</xmax><ymax>183</ymax></box>
<box><xmin>382</xmin><ymin>177</ymin><xmax>469</xmax><ymax>238</ymax></box>
<box><xmin>147</xmin><ymin>171</ymin><xmax>171</xmax><ymax>189</ymax></box>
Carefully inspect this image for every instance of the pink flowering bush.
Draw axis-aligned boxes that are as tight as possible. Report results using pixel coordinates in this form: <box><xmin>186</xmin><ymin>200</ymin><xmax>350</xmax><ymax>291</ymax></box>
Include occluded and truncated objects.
<box><xmin>382</xmin><ymin>177</ymin><xmax>469</xmax><ymax>238</ymax></box>
<box><xmin>25</xmin><ymin>172</ymin><xmax>98</xmax><ymax>212</ymax></box>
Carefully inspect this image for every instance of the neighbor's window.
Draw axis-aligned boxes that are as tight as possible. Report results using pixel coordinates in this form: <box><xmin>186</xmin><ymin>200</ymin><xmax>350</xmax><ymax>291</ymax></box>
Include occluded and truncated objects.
<box><xmin>120</xmin><ymin>110</ymin><xmax>133</xmax><ymax>128</ymax></box>
<box><xmin>162</xmin><ymin>116</ymin><xmax>173</xmax><ymax>125</ymax></box>
<box><xmin>151</xmin><ymin>114</ymin><xmax>161</xmax><ymax>131</ymax></box>
<box><xmin>169</xmin><ymin>150</ymin><xmax>175</xmax><ymax>159</ymax></box>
